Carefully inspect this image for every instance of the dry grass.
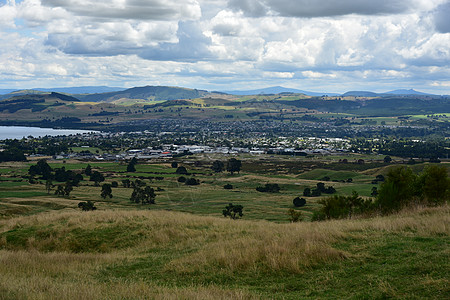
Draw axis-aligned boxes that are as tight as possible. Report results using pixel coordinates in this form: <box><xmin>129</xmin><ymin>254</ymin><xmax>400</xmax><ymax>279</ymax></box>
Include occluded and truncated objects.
<box><xmin>0</xmin><ymin>205</ymin><xmax>448</xmax><ymax>299</ymax></box>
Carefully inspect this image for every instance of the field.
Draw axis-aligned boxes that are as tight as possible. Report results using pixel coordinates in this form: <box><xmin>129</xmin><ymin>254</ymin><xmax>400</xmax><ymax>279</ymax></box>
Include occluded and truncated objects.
<box><xmin>0</xmin><ymin>155</ymin><xmax>448</xmax><ymax>298</ymax></box>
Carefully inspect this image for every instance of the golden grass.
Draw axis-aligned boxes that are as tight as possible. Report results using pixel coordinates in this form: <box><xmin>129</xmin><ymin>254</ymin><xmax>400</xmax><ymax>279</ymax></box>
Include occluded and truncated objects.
<box><xmin>0</xmin><ymin>205</ymin><xmax>448</xmax><ymax>299</ymax></box>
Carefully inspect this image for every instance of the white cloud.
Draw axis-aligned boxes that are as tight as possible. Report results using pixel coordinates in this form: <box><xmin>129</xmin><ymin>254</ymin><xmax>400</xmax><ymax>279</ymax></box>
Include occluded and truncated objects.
<box><xmin>228</xmin><ymin>0</ymin><xmax>426</xmax><ymax>18</ymax></box>
<box><xmin>0</xmin><ymin>0</ymin><xmax>448</xmax><ymax>94</ymax></box>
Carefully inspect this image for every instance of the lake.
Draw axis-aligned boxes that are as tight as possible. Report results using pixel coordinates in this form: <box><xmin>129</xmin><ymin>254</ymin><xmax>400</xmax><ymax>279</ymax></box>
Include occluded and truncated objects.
<box><xmin>0</xmin><ymin>126</ymin><xmax>98</xmax><ymax>140</ymax></box>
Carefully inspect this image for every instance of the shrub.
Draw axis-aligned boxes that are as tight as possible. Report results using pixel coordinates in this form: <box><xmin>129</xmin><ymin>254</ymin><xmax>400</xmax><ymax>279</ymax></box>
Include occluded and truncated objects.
<box><xmin>78</xmin><ymin>200</ymin><xmax>96</xmax><ymax>211</ymax></box>
<box><xmin>222</xmin><ymin>203</ymin><xmax>243</xmax><ymax>219</ymax></box>
<box><xmin>185</xmin><ymin>178</ymin><xmax>200</xmax><ymax>185</ymax></box>
<box><xmin>287</xmin><ymin>208</ymin><xmax>303</xmax><ymax>222</ymax></box>
<box><xmin>177</xmin><ymin>176</ymin><xmax>186</xmax><ymax>183</ymax></box>
<box><xmin>293</xmin><ymin>197</ymin><xmax>306</xmax><ymax>207</ymax></box>
<box><xmin>256</xmin><ymin>183</ymin><xmax>280</xmax><ymax>193</ymax></box>
<box><xmin>224</xmin><ymin>184</ymin><xmax>233</xmax><ymax>189</ymax></box>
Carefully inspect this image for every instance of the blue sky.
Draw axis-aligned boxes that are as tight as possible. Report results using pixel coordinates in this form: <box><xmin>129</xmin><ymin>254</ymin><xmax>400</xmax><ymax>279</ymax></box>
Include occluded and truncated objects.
<box><xmin>0</xmin><ymin>0</ymin><xmax>449</xmax><ymax>94</ymax></box>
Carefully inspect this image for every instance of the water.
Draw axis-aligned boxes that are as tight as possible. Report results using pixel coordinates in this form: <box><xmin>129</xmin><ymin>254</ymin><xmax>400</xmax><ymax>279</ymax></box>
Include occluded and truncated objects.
<box><xmin>0</xmin><ymin>126</ymin><xmax>97</xmax><ymax>140</ymax></box>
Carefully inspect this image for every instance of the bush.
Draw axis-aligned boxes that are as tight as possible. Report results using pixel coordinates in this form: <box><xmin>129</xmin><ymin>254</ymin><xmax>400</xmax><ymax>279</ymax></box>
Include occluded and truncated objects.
<box><xmin>78</xmin><ymin>200</ymin><xmax>96</xmax><ymax>211</ymax></box>
<box><xmin>111</xmin><ymin>181</ymin><xmax>118</xmax><ymax>188</ymax></box>
<box><xmin>185</xmin><ymin>178</ymin><xmax>200</xmax><ymax>185</ymax></box>
<box><xmin>223</xmin><ymin>203</ymin><xmax>243</xmax><ymax>219</ymax></box>
<box><xmin>287</xmin><ymin>208</ymin><xmax>303</xmax><ymax>222</ymax></box>
<box><xmin>376</xmin><ymin>166</ymin><xmax>417</xmax><ymax>213</ymax></box>
<box><xmin>177</xmin><ymin>176</ymin><xmax>186</xmax><ymax>183</ymax></box>
<box><xmin>224</xmin><ymin>184</ymin><xmax>233</xmax><ymax>189</ymax></box>
<box><xmin>176</xmin><ymin>166</ymin><xmax>188</xmax><ymax>175</ymax></box>
<box><xmin>256</xmin><ymin>183</ymin><xmax>280</xmax><ymax>193</ymax></box>
<box><xmin>293</xmin><ymin>197</ymin><xmax>306</xmax><ymax>207</ymax></box>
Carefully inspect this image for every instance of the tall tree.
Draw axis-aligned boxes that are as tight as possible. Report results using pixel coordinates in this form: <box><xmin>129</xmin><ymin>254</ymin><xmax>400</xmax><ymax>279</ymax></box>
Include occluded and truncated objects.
<box><xmin>226</xmin><ymin>158</ymin><xmax>242</xmax><ymax>175</ymax></box>
<box><xmin>101</xmin><ymin>183</ymin><xmax>113</xmax><ymax>199</ymax></box>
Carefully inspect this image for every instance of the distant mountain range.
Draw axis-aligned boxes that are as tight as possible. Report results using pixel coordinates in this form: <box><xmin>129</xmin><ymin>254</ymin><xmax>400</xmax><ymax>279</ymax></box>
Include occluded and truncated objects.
<box><xmin>0</xmin><ymin>86</ymin><xmax>126</xmax><ymax>95</ymax></box>
<box><xmin>0</xmin><ymin>85</ymin><xmax>442</xmax><ymax>102</ymax></box>
<box><xmin>75</xmin><ymin>86</ymin><xmax>210</xmax><ymax>102</ymax></box>
<box><xmin>222</xmin><ymin>86</ymin><xmax>340</xmax><ymax>96</ymax></box>
<box><xmin>343</xmin><ymin>89</ymin><xmax>435</xmax><ymax>97</ymax></box>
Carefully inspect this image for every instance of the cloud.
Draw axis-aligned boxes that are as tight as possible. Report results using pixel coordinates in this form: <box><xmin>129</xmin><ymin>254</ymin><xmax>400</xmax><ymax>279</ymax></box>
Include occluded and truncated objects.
<box><xmin>41</xmin><ymin>0</ymin><xmax>201</xmax><ymax>21</ymax></box>
<box><xmin>139</xmin><ymin>21</ymin><xmax>213</xmax><ymax>62</ymax></box>
<box><xmin>229</xmin><ymin>0</ymin><xmax>419</xmax><ymax>18</ymax></box>
<box><xmin>433</xmin><ymin>1</ymin><xmax>450</xmax><ymax>33</ymax></box>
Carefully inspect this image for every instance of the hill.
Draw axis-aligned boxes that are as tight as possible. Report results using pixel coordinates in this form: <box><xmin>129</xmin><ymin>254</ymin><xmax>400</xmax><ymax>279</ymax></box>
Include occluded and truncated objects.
<box><xmin>0</xmin><ymin>206</ymin><xmax>447</xmax><ymax>299</ymax></box>
<box><xmin>34</xmin><ymin>86</ymin><xmax>126</xmax><ymax>94</ymax></box>
<box><xmin>76</xmin><ymin>85</ymin><xmax>210</xmax><ymax>102</ymax></box>
<box><xmin>224</xmin><ymin>86</ymin><xmax>339</xmax><ymax>96</ymax></box>
<box><xmin>385</xmin><ymin>89</ymin><xmax>434</xmax><ymax>96</ymax></box>
<box><xmin>0</xmin><ymin>92</ymin><xmax>80</xmax><ymax>113</ymax></box>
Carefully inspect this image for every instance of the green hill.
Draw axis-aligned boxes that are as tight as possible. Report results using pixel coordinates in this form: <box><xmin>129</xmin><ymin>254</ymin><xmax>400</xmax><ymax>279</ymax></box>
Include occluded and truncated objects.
<box><xmin>76</xmin><ymin>86</ymin><xmax>210</xmax><ymax>102</ymax></box>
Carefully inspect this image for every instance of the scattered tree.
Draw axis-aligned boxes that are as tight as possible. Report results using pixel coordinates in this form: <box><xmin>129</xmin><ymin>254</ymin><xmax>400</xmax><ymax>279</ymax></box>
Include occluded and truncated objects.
<box><xmin>127</xmin><ymin>157</ymin><xmax>138</xmax><ymax>172</ymax></box>
<box><xmin>222</xmin><ymin>203</ymin><xmax>243</xmax><ymax>219</ymax></box>
<box><xmin>171</xmin><ymin>161</ymin><xmax>178</xmax><ymax>168</ymax></box>
<box><xmin>226</xmin><ymin>158</ymin><xmax>242</xmax><ymax>175</ymax></box>
<box><xmin>78</xmin><ymin>200</ymin><xmax>97</xmax><ymax>211</ymax></box>
<box><xmin>175</xmin><ymin>166</ymin><xmax>188</xmax><ymax>175</ymax></box>
<box><xmin>256</xmin><ymin>183</ymin><xmax>280</xmax><ymax>193</ymax></box>
<box><xmin>224</xmin><ymin>183</ymin><xmax>233</xmax><ymax>189</ymax></box>
<box><xmin>293</xmin><ymin>197</ymin><xmax>306</xmax><ymax>207</ymax></box>
<box><xmin>101</xmin><ymin>183</ymin><xmax>113</xmax><ymax>199</ymax></box>
<box><xmin>287</xmin><ymin>208</ymin><xmax>303</xmax><ymax>222</ymax></box>
<box><xmin>211</xmin><ymin>160</ymin><xmax>224</xmax><ymax>173</ymax></box>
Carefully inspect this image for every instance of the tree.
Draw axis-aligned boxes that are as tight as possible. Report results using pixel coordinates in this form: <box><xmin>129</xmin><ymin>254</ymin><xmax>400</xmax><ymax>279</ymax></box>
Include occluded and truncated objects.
<box><xmin>127</xmin><ymin>157</ymin><xmax>137</xmax><ymax>172</ymax></box>
<box><xmin>84</xmin><ymin>164</ymin><xmax>92</xmax><ymax>176</ymax></box>
<box><xmin>55</xmin><ymin>185</ymin><xmax>65</xmax><ymax>196</ymax></box>
<box><xmin>111</xmin><ymin>181</ymin><xmax>118</xmax><ymax>188</ymax></box>
<box><xmin>89</xmin><ymin>171</ymin><xmax>105</xmax><ymax>186</ymax></box>
<box><xmin>256</xmin><ymin>183</ymin><xmax>280</xmax><ymax>193</ymax></box>
<box><xmin>175</xmin><ymin>166</ymin><xmax>188</xmax><ymax>175</ymax></box>
<box><xmin>64</xmin><ymin>182</ymin><xmax>73</xmax><ymax>197</ymax></box>
<box><xmin>130</xmin><ymin>186</ymin><xmax>156</xmax><ymax>204</ymax></box>
<box><xmin>171</xmin><ymin>161</ymin><xmax>178</xmax><ymax>168</ymax></box>
<box><xmin>177</xmin><ymin>176</ymin><xmax>186</xmax><ymax>183</ymax></box>
<box><xmin>418</xmin><ymin>165</ymin><xmax>450</xmax><ymax>205</ymax></box>
<box><xmin>303</xmin><ymin>187</ymin><xmax>311</xmax><ymax>197</ymax></box>
<box><xmin>45</xmin><ymin>179</ymin><xmax>53</xmax><ymax>194</ymax></box>
<box><xmin>222</xmin><ymin>203</ymin><xmax>243</xmax><ymax>219</ymax></box>
<box><xmin>211</xmin><ymin>160</ymin><xmax>224</xmax><ymax>173</ymax></box>
<box><xmin>28</xmin><ymin>159</ymin><xmax>52</xmax><ymax>180</ymax></box>
<box><xmin>226</xmin><ymin>158</ymin><xmax>242</xmax><ymax>175</ymax></box>
<box><xmin>376</xmin><ymin>166</ymin><xmax>417</xmax><ymax>213</ymax></box>
<box><xmin>287</xmin><ymin>208</ymin><xmax>303</xmax><ymax>222</ymax></box>
<box><xmin>101</xmin><ymin>183</ymin><xmax>113</xmax><ymax>199</ymax></box>
<box><xmin>384</xmin><ymin>155</ymin><xmax>392</xmax><ymax>164</ymax></box>
<box><xmin>185</xmin><ymin>178</ymin><xmax>200</xmax><ymax>185</ymax></box>
<box><xmin>224</xmin><ymin>184</ymin><xmax>233</xmax><ymax>189</ymax></box>
<box><xmin>293</xmin><ymin>197</ymin><xmax>306</xmax><ymax>207</ymax></box>
<box><xmin>122</xmin><ymin>179</ymin><xmax>131</xmax><ymax>188</ymax></box>
<box><xmin>78</xmin><ymin>200</ymin><xmax>96</xmax><ymax>211</ymax></box>
<box><xmin>316</xmin><ymin>182</ymin><xmax>326</xmax><ymax>192</ymax></box>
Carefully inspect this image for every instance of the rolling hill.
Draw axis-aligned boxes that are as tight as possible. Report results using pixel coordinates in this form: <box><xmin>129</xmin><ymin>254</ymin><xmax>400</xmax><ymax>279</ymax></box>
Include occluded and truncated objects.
<box><xmin>76</xmin><ymin>86</ymin><xmax>210</xmax><ymax>102</ymax></box>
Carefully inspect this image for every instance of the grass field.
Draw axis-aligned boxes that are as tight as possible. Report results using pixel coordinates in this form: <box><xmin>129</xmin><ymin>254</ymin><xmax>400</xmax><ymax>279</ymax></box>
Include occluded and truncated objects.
<box><xmin>0</xmin><ymin>155</ymin><xmax>448</xmax><ymax>298</ymax></box>
<box><xmin>0</xmin><ymin>206</ymin><xmax>447</xmax><ymax>299</ymax></box>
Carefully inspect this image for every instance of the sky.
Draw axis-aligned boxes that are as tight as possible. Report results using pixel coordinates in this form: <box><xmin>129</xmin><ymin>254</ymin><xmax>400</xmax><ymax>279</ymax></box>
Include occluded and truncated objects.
<box><xmin>0</xmin><ymin>0</ymin><xmax>449</xmax><ymax>94</ymax></box>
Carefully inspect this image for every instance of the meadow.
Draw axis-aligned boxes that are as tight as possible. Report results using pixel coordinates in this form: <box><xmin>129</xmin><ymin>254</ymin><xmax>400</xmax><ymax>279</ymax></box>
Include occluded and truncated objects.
<box><xmin>0</xmin><ymin>155</ymin><xmax>448</xmax><ymax>299</ymax></box>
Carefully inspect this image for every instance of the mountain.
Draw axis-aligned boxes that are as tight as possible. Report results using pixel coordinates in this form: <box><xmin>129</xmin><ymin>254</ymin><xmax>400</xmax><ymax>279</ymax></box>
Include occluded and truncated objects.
<box><xmin>223</xmin><ymin>86</ymin><xmax>339</xmax><ymax>96</ymax></box>
<box><xmin>0</xmin><ymin>89</ymin><xmax>17</xmax><ymax>95</ymax></box>
<box><xmin>76</xmin><ymin>85</ymin><xmax>210</xmax><ymax>102</ymax></box>
<box><xmin>384</xmin><ymin>89</ymin><xmax>434</xmax><ymax>96</ymax></box>
<box><xmin>341</xmin><ymin>91</ymin><xmax>379</xmax><ymax>97</ymax></box>
<box><xmin>33</xmin><ymin>86</ymin><xmax>126</xmax><ymax>94</ymax></box>
<box><xmin>0</xmin><ymin>90</ymin><xmax>50</xmax><ymax>101</ymax></box>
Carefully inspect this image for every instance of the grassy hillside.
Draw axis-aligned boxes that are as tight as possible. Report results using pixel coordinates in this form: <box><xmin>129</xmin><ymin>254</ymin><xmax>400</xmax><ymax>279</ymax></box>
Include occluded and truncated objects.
<box><xmin>0</xmin><ymin>206</ymin><xmax>448</xmax><ymax>299</ymax></box>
